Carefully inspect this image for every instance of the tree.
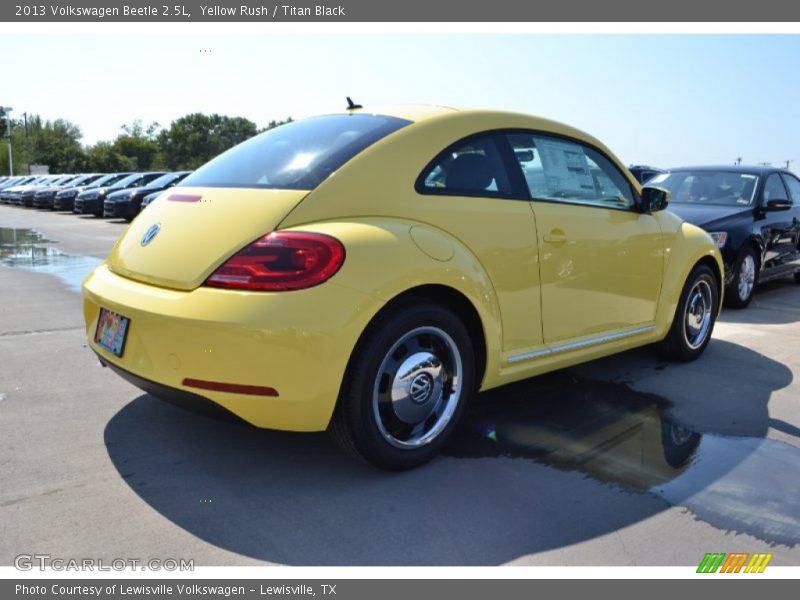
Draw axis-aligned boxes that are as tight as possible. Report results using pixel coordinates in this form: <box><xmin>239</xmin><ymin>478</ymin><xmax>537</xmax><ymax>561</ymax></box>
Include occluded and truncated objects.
<box><xmin>27</xmin><ymin>118</ymin><xmax>85</xmax><ymax>172</ymax></box>
<box><xmin>113</xmin><ymin>120</ymin><xmax>161</xmax><ymax>170</ymax></box>
<box><xmin>84</xmin><ymin>141</ymin><xmax>131</xmax><ymax>172</ymax></box>
<box><xmin>260</xmin><ymin>117</ymin><xmax>293</xmax><ymax>133</ymax></box>
<box><xmin>157</xmin><ymin>113</ymin><xmax>258</xmax><ymax>170</ymax></box>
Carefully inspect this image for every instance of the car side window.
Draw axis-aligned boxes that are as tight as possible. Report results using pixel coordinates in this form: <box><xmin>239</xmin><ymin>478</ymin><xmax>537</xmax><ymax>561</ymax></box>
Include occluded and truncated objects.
<box><xmin>506</xmin><ymin>132</ymin><xmax>635</xmax><ymax>210</ymax></box>
<box><xmin>780</xmin><ymin>173</ymin><xmax>800</xmax><ymax>204</ymax></box>
<box><xmin>762</xmin><ymin>173</ymin><xmax>789</xmax><ymax>203</ymax></box>
<box><xmin>418</xmin><ymin>134</ymin><xmax>514</xmax><ymax>198</ymax></box>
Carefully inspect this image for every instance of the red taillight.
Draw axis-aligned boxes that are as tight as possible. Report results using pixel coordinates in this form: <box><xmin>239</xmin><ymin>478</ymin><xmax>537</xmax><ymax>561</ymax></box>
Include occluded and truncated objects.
<box><xmin>205</xmin><ymin>231</ymin><xmax>345</xmax><ymax>291</ymax></box>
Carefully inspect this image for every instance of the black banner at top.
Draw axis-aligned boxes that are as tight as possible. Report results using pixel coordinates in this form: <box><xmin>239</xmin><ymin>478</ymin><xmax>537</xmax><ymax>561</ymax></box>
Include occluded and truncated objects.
<box><xmin>2</xmin><ymin>0</ymin><xmax>800</xmax><ymax>22</ymax></box>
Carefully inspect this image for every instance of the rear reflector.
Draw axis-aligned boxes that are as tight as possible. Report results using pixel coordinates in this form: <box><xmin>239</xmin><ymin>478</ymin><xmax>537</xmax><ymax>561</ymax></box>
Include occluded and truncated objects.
<box><xmin>168</xmin><ymin>194</ymin><xmax>202</xmax><ymax>202</ymax></box>
<box><xmin>205</xmin><ymin>231</ymin><xmax>345</xmax><ymax>291</ymax></box>
<box><xmin>182</xmin><ymin>378</ymin><xmax>279</xmax><ymax>397</ymax></box>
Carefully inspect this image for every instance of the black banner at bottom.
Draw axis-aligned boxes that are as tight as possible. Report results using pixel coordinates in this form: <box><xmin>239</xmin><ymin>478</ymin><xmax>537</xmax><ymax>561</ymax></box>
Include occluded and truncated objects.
<box><xmin>2</xmin><ymin>579</ymin><xmax>794</xmax><ymax>600</ymax></box>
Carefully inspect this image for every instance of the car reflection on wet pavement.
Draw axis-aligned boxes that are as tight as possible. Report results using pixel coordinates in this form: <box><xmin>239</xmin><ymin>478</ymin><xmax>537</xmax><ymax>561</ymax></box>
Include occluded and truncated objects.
<box><xmin>0</xmin><ymin>227</ymin><xmax>101</xmax><ymax>293</ymax></box>
<box><xmin>444</xmin><ymin>372</ymin><xmax>800</xmax><ymax>546</ymax></box>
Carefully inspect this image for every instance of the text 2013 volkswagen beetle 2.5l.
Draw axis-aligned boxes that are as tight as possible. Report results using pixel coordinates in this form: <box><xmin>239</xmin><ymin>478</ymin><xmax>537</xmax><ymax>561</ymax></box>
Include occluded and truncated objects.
<box><xmin>83</xmin><ymin>104</ymin><xmax>724</xmax><ymax>469</ymax></box>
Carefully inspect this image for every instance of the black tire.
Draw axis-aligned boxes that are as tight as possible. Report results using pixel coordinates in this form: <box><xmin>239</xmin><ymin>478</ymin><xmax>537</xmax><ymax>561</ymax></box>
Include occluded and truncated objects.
<box><xmin>793</xmin><ymin>271</ymin><xmax>800</xmax><ymax>284</ymax></box>
<box><xmin>329</xmin><ymin>301</ymin><xmax>476</xmax><ymax>470</ymax></box>
<box><xmin>725</xmin><ymin>246</ymin><xmax>758</xmax><ymax>309</ymax></box>
<box><xmin>659</xmin><ymin>264</ymin><xmax>719</xmax><ymax>362</ymax></box>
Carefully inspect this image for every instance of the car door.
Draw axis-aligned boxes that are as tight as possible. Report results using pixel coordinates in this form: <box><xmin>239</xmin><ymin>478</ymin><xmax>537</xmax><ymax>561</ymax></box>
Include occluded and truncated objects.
<box><xmin>758</xmin><ymin>173</ymin><xmax>797</xmax><ymax>266</ymax></box>
<box><xmin>505</xmin><ymin>132</ymin><xmax>663</xmax><ymax>345</ymax></box>
<box><xmin>779</xmin><ymin>172</ymin><xmax>800</xmax><ymax>251</ymax></box>
<box><xmin>415</xmin><ymin>132</ymin><xmax>543</xmax><ymax>353</ymax></box>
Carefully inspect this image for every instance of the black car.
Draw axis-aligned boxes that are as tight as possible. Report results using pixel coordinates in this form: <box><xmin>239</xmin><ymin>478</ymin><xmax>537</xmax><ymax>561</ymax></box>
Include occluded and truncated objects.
<box><xmin>19</xmin><ymin>175</ymin><xmax>79</xmax><ymax>207</ymax></box>
<box><xmin>103</xmin><ymin>171</ymin><xmax>191</xmax><ymax>220</ymax></box>
<box><xmin>74</xmin><ymin>171</ymin><xmax>166</xmax><ymax>217</ymax></box>
<box><xmin>54</xmin><ymin>172</ymin><xmax>128</xmax><ymax>211</ymax></box>
<box><xmin>628</xmin><ymin>165</ymin><xmax>666</xmax><ymax>184</ymax></box>
<box><xmin>651</xmin><ymin>166</ymin><xmax>800</xmax><ymax>307</ymax></box>
<box><xmin>34</xmin><ymin>174</ymin><xmax>103</xmax><ymax>209</ymax></box>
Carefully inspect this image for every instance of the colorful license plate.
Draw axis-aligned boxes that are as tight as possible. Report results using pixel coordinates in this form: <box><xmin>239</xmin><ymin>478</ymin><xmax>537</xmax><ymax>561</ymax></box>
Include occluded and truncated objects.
<box><xmin>94</xmin><ymin>308</ymin><xmax>130</xmax><ymax>357</ymax></box>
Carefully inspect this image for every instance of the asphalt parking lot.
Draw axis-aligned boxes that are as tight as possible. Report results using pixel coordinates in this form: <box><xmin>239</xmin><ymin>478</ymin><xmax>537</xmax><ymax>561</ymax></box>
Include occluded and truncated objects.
<box><xmin>1</xmin><ymin>204</ymin><xmax>799</xmax><ymax>567</ymax></box>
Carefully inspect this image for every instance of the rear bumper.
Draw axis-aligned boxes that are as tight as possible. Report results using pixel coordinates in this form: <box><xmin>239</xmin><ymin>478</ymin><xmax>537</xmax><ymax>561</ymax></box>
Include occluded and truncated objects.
<box><xmin>99</xmin><ymin>355</ymin><xmax>248</xmax><ymax>424</ymax></box>
<box><xmin>83</xmin><ymin>263</ymin><xmax>380</xmax><ymax>432</ymax></box>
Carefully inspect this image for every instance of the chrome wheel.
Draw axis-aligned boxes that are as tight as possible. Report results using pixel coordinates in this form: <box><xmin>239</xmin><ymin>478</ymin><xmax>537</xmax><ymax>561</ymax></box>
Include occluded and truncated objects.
<box><xmin>684</xmin><ymin>279</ymin><xmax>713</xmax><ymax>350</ymax></box>
<box><xmin>737</xmin><ymin>254</ymin><xmax>756</xmax><ymax>302</ymax></box>
<box><xmin>372</xmin><ymin>326</ymin><xmax>463</xmax><ymax>448</ymax></box>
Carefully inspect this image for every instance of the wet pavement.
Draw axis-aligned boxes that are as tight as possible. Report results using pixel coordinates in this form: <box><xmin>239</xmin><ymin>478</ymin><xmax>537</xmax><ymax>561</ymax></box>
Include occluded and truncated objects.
<box><xmin>1</xmin><ymin>204</ymin><xmax>799</xmax><ymax>566</ymax></box>
<box><xmin>444</xmin><ymin>372</ymin><xmax>800</xmax><ymax>547</ymax></box>
<box><xmin>0</xmin><ymin>227</ymin><xmax>102</xmax><ymax>293</ymax></box>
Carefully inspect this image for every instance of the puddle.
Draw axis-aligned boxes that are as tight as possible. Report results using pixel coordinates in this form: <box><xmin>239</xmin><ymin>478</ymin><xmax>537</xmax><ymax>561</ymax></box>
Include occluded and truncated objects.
<box><xmin>0</xmin><ymin>227</ymin><xmax>102</xmax><ymax>293</ymax></box>
<box><xmin>444</xmin><ymin>371</ymin><xmax>800</xmax><ymax>546</ymax></box>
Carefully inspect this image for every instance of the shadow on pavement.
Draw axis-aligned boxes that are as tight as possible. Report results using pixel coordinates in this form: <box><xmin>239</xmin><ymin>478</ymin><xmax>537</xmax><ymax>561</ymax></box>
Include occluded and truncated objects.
<box><xmin>104</xmin><ymin>339</ymin><xmax>798</xmax><ymax>564</ymax></box>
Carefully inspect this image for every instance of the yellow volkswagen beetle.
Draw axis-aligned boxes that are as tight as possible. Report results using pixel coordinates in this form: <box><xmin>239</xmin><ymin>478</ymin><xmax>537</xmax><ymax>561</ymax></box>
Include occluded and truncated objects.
<box><xmin>83</xmin><ymin>105</ymin><xmax>723</xmax><ymax>469</ymax></box>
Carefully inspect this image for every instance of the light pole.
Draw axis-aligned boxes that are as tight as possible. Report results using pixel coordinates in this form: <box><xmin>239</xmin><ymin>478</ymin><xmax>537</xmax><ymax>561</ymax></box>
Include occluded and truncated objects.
<box><xmin>3</xmin><ymin>106</ymin><xmax>12</xmax><ymax>175</ymax></box>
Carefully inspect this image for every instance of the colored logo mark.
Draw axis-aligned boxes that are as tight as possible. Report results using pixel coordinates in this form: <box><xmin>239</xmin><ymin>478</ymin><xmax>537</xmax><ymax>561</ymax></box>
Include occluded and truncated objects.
<box><xmin>697</xmin><ymin>552</ymin><xmax>772</xmax><ymax>573</ymax></box>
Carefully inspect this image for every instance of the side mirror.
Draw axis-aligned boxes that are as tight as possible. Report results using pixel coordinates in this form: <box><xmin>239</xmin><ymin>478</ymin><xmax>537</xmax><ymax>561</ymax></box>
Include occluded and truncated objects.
<box><xmin>641</xmin><ymin>186</ymin><xmax>670</xmax><ymax>213</ymax></box>
<box><xmin>765</xmin><ymin>198</ymin><xmax>792</xmax><ymax>211</ymax></box>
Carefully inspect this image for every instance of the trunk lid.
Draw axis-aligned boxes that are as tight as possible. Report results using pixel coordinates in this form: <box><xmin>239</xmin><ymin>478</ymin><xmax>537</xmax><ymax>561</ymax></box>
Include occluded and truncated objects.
<box><xmin>107</xmin><ymin>187</ymin><xmax>309</xmax><ymax>290</ymax></box>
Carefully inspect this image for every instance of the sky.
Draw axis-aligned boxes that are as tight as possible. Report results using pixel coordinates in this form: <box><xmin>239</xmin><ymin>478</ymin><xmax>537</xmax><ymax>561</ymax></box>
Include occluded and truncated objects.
<box><xmin>1</xmin><ymin>32</ymin><xmax>799</xmax><ymax>169</ymax></box>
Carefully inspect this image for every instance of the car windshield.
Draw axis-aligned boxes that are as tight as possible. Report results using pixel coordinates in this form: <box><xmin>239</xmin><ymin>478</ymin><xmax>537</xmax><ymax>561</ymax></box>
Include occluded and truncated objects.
<box><xmin>108</xmin><ymin>173</ymin><xmax>146</xmax><ymax>190</ymax></box>
<box><xmin>86</xmin><ymin>173</ymin><xmax>131</xmax><ymax>189</ymax></box>
<box><xmin>64</xmin><ymin>174</ymin><xmax>95</xmax><ymax>187</ymax></box>
<box><xmin>180</xmin><ymin>114</ymin><xmax>411</xmax><ymax>190</ymax></box>
<box><xmin>650</xmin><ymin>171</ymin><xmax>759</xmax><ymax>206</ymax></box>
<box><xmin>143</xmin><ymin>171</ymin><xmax>187</xmax><ymax>190</ymax></box>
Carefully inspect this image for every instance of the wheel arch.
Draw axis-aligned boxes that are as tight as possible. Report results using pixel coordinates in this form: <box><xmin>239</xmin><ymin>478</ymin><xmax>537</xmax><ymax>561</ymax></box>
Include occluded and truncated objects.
<box><xmin>340</xmin><ymin>284</ymin><xmax>488</xmax><ymax>396</ymax></box>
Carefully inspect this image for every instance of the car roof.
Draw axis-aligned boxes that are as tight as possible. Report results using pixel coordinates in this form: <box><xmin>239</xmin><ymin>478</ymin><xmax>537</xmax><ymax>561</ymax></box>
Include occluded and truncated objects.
<box><xmin>668</xmin><ymin>165</ymin><xmax>786</xmax><ymax>175</ymax></box>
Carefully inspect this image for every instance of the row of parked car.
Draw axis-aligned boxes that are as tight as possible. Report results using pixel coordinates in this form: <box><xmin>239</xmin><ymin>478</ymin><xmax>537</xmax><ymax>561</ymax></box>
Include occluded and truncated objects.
<box><xmin>3</xmin><ymin>159</ymin><xmax>800</xmax><ymax>312</ymax></box>
<box><xmin>0</xmin><ymin>170</ymin><xmax>191</xmax><ymax>220</ymax></box>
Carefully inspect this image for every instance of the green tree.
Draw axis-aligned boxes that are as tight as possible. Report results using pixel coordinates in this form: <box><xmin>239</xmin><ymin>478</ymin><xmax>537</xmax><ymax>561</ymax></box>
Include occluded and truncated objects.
<box><xmin>27</xmin><ymin>118</ymin><xmax>85</xmax><ymax>172</ymax></box>
<box><xmin>0</xmin><ymin>114</ymin><xmax>85</xmax><ymax>174</ymax></box>
<box><xmin>113</xmin><ymin>120</ymin><xmax>161</xmax><ymax>170</ymax></box>
<box><xmin>84</xmin><ymin>141</ymin><xmax>132</xmax><ymax>172</ymax></box>
<box><xmin>260</xmin><ymin>117</ymin><xmax>293</xmax><ymax>133</ymax></box>
<box><xmin>157</xmin><ymin>113</ymin><xmax>258</xmax><ymax>170</ymax></box>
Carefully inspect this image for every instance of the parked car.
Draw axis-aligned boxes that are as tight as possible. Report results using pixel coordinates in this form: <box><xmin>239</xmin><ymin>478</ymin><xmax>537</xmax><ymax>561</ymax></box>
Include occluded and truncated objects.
<box><xmin>75</xmin><ymin>173</ymin><xmax>167</xmax><ymax>216</ymax></box>
<box><xmin>629</xmin><ymin>165</ymin><xmax>666</xmax><ymax>184</ymax></box>
<box><xmin>83</xmin><ymin>106</ymin><xmax>723</xmax><ymax>470</ymax></box>
<box><xmin>650</xmin><ymin>166</ymin><xmax>800</xmax><ymax>308</ymax></box>
<box><xmin>3</xmin><ymin>175</ymin><xmax>62</xmax><ymax>205</ymax></box>
<box><xmin>20</xmin><ymin>175</ymin><xmax>79</xmax><ymax>207</ymax></box>
<box><xmin>34</xmin><ymin>173</ymin><xmax>103</xmax><ymax>209</ymax></box>
<box><xmin>104</xmin><ymin>171</ymin><xmax>191</xmax><ymax>220</ymax></box>
<box><xmin>54</xmin><ymin>172</ymin><xmax>127</xmax><ymax>211</ymax></box>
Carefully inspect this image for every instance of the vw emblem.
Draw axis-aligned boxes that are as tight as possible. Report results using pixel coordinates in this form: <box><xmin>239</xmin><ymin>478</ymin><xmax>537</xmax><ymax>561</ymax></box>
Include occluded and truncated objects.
<box><xmin>140</xmin><ymin>223</ymin><xmax>161</xmax><ymax>247</ymax></box>
<box><xmin>409</xmin><ymin>373</ymin><xmax>434</xmax><ymax>405</ymax></box>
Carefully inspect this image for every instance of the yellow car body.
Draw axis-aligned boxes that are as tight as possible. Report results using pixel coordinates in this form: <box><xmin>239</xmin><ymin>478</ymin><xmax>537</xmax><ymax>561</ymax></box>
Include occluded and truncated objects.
<box><xmin>83</xmin><ymin>105</ymin><xmax>723</xmax><ymax>468</ymax></box>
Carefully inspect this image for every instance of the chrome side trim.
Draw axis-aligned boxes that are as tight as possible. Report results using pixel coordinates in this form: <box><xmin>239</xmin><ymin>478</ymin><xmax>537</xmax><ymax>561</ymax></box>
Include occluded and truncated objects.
<box><xmin>507</xmin><ymin>325</ymin><xmax>656</xmax><ymax>364</ymax></box>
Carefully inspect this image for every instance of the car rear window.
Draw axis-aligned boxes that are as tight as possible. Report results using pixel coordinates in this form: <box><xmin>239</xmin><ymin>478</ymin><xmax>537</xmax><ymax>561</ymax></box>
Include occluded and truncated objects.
<box><xmin>180</xmin><ymin>114</ymin><xmax>411</xmax><ymax>191</ymax></box>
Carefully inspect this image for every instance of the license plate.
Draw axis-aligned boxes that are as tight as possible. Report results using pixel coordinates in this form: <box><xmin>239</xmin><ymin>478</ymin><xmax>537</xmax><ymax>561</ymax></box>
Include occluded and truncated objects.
<box><xmin>94</xmin><ymin>308</ymin><xmax>130</xmax><ymax>357</ymax></box>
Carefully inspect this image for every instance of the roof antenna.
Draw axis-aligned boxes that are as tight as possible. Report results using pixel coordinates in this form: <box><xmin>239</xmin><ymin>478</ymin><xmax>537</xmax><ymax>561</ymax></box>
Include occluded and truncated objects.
<box><xmin>346</xmin><ymin>97</ymin><xmax>363</xmax><ymax>110</ymax></box>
